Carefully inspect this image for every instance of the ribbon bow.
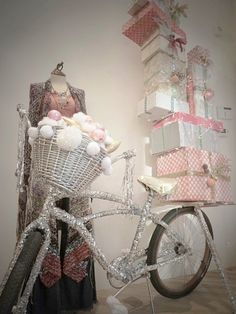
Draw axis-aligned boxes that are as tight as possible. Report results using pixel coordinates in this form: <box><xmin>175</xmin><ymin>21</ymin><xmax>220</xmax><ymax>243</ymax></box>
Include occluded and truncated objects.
<box><xmin>168</xmin><ymin>34</ymin><xmax>186</xmax><ymax>54</ymax></box>
<box><xmin>202</xmin><ymin>163</ymin><xmax>230</xmax><ymax>181</ymax></box>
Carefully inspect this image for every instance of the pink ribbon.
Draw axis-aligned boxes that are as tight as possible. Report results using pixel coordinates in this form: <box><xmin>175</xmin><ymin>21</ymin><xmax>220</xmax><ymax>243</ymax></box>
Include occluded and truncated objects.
<box><xmin>168</xmin><ymin>34</ymin><xmax>186</xmax><ymax>54</ymax></box>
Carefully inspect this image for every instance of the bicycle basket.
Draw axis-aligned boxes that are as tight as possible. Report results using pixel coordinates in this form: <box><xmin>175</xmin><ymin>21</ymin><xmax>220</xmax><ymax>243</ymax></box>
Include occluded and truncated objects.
<box><xmin>31</xmin><ymin>128</ymin><xmax>107</xmax><ymax>194</ymax></box>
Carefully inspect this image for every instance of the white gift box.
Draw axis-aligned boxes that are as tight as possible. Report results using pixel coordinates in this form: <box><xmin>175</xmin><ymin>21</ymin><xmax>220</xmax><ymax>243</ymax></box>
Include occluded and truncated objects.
<box><xmin>141</xmin><ymin>31</ymin><xmax>186</xmax><ymax>63</ymax></box>
<box><xmin>143</xmin><ymin>51</ymin><xmax>186</xmax><ymax>96</ymax></box>
<box><xmin>137</xmin><ymin>98</ymin><xmax>152</xmax><ymax>120</ymax></box>
<box><xmin>151</xmin><ymin>120</ymin><xmax>218</xmax><ymax>154</ymax></box>
<box><xmin>194</xmin><ymin>89</ymin><xmax>216</xmax><ymax>119</ymax></box>
<box><xmin>144</xmin><ymin>51</ymin><xmax>185</xmax><ymax>81</ymax></box>
<box><xmin>188</xmin><ymin>63</ymin><xmax>210</xmax><ymax>88</ymax></box>
<box><xmin>141</xmin><ymin>32</ymin><xmax>171</xmax><ymax>63</ymax></box>
<box><xmin>144</xmin><ymin>72</ymin><xmax>187</xmax><ymax>99</ymax></box>
<box><xmin>144</xmin><ymin>71</ymin><xmax>172</xmax><ymax>96</ymax></box>
<box><xmin>137</xmin><ymin>91</ymin><xmax>189</xmax><ymax>121</ymax></box>
<box><xmin>192</xmin><ymin>64</ymin><xmax>206</xmax><ymax>87</ymax></box>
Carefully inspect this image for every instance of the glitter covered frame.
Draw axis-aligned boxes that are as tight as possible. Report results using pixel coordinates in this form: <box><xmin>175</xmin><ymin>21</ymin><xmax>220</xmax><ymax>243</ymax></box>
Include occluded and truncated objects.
<box><xmin>1</xmin><ymin>184</ymin><xmax>190</xmax><ymax>314</ymax></box>
<box><xmin>1</xmin><ymin>105</ymin><xmax>235</xmax><ymax>313</ymax></box>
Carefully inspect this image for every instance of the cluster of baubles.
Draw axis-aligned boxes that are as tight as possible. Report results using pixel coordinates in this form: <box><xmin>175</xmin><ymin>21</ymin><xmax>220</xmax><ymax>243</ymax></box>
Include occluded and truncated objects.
<box><xmin>27</xmin><ymin>110</ymin><xmax>120</xmax><ymax>175</ymax></box>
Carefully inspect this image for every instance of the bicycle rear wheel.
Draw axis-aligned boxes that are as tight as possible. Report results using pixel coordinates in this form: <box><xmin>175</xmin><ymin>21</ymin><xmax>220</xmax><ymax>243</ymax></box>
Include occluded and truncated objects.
<box><xmin>147</xmin><ymin>207</ymin><xmax>213</xmax><ymax>299</ymax></box>
<box><xmin>0</xmin><ymin>231</ymin><xmax>43</xmax><ymax>314</ymax></box>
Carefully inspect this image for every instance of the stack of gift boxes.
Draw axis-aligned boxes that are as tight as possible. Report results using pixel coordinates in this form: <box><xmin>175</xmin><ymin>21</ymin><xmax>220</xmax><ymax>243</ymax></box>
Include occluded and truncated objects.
<box><xmin>122</xmin><ymin>0</ymin><xmax>232</xmax><ymax>203</ymax></box>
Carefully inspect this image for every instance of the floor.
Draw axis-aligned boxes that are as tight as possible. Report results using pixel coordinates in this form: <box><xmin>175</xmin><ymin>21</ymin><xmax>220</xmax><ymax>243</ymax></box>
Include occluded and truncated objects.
<box><xmin>79</xmin><ymin>267</ymin><xmax>236</xmax><ymax>314</ymax></box>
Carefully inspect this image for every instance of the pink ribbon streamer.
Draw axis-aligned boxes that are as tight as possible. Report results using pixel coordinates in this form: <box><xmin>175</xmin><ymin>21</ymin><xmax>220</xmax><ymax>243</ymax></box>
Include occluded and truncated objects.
<box><xmin>168</xmin><ymin>34</ymin><xmax>186</xmax><ymax>54</ymax></box>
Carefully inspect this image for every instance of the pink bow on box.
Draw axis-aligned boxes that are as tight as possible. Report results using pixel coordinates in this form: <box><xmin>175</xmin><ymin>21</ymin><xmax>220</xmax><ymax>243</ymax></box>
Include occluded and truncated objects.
<box><xmin>168</xmin><ymin>34</ymin><xmax>186</xmax><ymax>54</ymax></box>
<box><xmin>202</xmin><ymin>162</ymin><xmax>231</xmax><ymax>182</ymax></box>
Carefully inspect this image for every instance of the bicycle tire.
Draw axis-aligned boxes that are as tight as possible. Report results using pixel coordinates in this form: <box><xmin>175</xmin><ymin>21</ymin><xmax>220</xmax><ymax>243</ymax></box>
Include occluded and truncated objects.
<box><xmin>147</xmin><ymin>207</ymin><xmax>213</xmax><ymax>299</ymax></box>
<box><xmin>0</xmin><ymin>231</ymin><xmax>43</xmax><ymax>314</ymax></box>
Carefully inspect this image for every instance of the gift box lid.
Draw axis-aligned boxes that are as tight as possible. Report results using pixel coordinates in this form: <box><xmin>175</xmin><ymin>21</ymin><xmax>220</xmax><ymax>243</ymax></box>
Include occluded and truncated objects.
<box><xmin>153</xmin><ymin>112</ymin><xmax>224</xmax><ymax>133</ymax></box>
<box><xmin>122</xmin><ymin>1</ymin><xmax>187</xmax><ymax>46</ymax></box>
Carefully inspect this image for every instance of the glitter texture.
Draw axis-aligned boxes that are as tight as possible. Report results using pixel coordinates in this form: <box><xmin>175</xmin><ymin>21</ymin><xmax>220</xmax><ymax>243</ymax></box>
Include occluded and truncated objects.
<box><xmin>1</xmin><ymin>107</ymin><xmax>235</xmax><ymax>314</ymax></box>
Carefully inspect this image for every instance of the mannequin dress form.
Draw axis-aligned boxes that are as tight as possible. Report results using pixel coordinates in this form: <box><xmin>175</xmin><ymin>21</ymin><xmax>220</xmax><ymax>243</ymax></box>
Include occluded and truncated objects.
<box><xmin>17</xmin><ymin>63</ymin><xmax>97</xmax><ymax>314</ymax></box>
<box><xmin>50</xmin><ymin>70</ymin><xmax>67</xmax><ymax>94</ymax></box>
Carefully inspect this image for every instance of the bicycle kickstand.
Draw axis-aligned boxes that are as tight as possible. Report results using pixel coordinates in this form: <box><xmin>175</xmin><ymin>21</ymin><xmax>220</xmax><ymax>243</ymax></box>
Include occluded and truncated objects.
<box><xmin>146</xmin><ymin>273</ymin><xmax>156</xmax><ymax>314</ymax></box>
<box><xmin>107</xmin><ymin>281</ymin><xmax>131</xmax><ymax>314</ymax></box>
<box><xmin>106</xmin><ymin>274</ymin><xmax>156</xmax><ymax>314</ymax></box>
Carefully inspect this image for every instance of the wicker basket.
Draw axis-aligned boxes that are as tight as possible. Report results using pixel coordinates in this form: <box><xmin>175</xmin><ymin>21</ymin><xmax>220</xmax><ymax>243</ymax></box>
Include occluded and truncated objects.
<box><xmin>31</xmin><ymin>129</ymin><xmax>107</xmax><ymax>194</ymax></box>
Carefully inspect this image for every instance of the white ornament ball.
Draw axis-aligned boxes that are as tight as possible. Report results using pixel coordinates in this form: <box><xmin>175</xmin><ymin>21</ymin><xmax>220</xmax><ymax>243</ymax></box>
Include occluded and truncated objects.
<box><xmin>103</xmin><ymin>165</ymin><xmax>112</xmax><ymax>176</ymax></box>
<box><xmin>38</xmin><ymin>117</ymin><xmax>58</xmax><ymax>127</ymax></box>
<box><xmin>104</xmin><ymin>135</ymin><xmax>113</xmax><ymax>146</ymax></box>
<box><xmin>57</xmin><ymin>119</ymin><xmax>66</xmax><ymax>127</ymax></box>
<box><xmin>28</xmin><ymin>137</ymin><xmax>35</xmax><ymax>146</ymax></box>
<box><xmin>28</xmin><ymin>127</ymin><xmax>38</xmax><ymax>139</ymax></box>
<box><xmin>81</xmin><ymin>122</ymin><xmax>96</xmax><ymax>133</ymax></box>
<box><xmin>86</xmin><ymin>141</ymin><xmax>100</xmax><ymax>156</ymax></box>
<box><xmin>73</xmin><ymin>112</ymin><xmax>87</xmax><ymax>124</ymax></box>
<box><xmin>56</xmin><ymin>126</ymin><xmax>82</xmax><ymax>151</ymax></box>
<box><xmin>101</xmin><ymin>156</ymin><xmax>112</xmax><ymax>170</ymax></box>
<box><xmin>40</xmin><ymin>125</ymin><xmax>54</xmax><ymax>139</ymax></box>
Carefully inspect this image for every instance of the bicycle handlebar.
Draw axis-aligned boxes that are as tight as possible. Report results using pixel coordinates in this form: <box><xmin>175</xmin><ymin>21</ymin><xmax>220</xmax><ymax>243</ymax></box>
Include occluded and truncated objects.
<box><xmin>111</xmin><ymin>149</ymin><xmax>136</xmax><ymax>164</ymax></box>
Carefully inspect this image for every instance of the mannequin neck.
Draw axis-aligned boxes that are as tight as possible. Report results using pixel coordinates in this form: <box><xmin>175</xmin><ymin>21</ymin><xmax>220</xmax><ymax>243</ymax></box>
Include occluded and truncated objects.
<box><xmin>50</xmin><ymin>73</ymin><xmax>68</xmax><ymax>93</ymax></box>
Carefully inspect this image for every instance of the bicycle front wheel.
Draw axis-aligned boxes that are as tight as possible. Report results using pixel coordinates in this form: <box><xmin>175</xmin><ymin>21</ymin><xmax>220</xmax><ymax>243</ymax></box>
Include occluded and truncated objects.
<box><xmin>0</xmin><ymin>231</ymin><xmax>43</xmax><ymax>314</ymax></box>
<box><xmin>147</xmin><ymin>207</ymin><xmax>213</xmax><ymax>299</ymax></box>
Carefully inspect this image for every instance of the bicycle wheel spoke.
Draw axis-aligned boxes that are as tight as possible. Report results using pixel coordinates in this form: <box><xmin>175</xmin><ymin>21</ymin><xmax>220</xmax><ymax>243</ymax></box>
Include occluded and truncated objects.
<box><xmin>147</xmin><ymin>207</ymin><xmax>212</xmax><ymax>298</ymax></box>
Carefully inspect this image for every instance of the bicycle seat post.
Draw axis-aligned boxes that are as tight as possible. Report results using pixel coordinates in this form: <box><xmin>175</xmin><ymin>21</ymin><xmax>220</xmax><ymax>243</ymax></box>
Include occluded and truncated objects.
<box><xmin>143</xmin><ymin>188</ymin><xmax>155</xmax><ymax>214</ymax></box>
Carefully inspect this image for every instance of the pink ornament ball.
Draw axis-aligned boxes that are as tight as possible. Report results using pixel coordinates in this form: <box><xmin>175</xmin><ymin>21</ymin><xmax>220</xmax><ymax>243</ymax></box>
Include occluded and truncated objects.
<box><xmin>203</xmin><ymin>89</ymin><xmax>214</xmax><ymax>101</ymax></box>
<box><xmin>47</xmin><ymin>110</ymin><xmax>62</xmax><ymax>121</ymax></box>
<box><xmin>90</xmin><ymin>128</ymin><xmax>105</xmax><ymax>142</ymax></box>
<box><xmin>207</xmin><ymin>177</ymin><xmax>216</xmax><ymax>188</ymax></box>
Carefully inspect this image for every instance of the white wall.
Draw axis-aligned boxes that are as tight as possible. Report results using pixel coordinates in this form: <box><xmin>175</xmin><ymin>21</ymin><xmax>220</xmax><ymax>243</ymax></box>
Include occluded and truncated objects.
<box><xmin>181</xmin><ymin>0</ymin><xmax>236</xmax><ymax>272</ymax></box>
<box><xmin>0</xmin><ymin>0</ymin><xmax>235</xmax><ymax>291</ymax></box>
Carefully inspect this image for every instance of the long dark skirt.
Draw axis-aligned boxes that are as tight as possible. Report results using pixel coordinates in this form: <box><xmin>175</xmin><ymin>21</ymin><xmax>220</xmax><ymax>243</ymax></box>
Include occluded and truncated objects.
<box><xmin>27</xmin><ymin>199</ymin><xmax>97</xmax><ymax>314</ymax></box>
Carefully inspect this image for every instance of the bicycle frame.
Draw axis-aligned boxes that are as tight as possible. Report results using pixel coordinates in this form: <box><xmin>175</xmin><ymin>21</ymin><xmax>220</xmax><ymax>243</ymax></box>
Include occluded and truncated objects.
<box><xmin>1</xmin><ymin>183</ymin><xmax>187</xmax><ymax>314</ymax></box>
<box><xmin>1</xmin><ymin>105</ymin><xmax>236</xmax><ymax>314</ymax></box>
<box><xmin>3</xmin><ymin>105</ymin><xmax>187</xmax><ymax>313</ymax></box>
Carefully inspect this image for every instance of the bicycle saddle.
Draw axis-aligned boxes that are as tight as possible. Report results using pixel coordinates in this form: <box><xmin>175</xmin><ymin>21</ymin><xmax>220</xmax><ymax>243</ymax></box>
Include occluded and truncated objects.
<box><xmin>137</xmin><ymin>175</ymin><xmax>177</xmax><ymax>196</ymax></box>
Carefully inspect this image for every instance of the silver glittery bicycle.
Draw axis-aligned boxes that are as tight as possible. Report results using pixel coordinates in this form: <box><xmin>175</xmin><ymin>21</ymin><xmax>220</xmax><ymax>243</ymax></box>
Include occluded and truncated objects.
<box><xmin>0</xmin><ymin>105</ymin><xmax>235</xmax><ymax>314</ymax></box>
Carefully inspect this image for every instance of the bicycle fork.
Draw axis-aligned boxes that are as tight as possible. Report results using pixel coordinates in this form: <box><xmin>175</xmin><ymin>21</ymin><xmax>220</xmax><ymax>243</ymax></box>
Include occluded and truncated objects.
<box><xmin>0</xmin><ymin>195</ymin><xmax>54</xmax><ymax>314</ymax></box>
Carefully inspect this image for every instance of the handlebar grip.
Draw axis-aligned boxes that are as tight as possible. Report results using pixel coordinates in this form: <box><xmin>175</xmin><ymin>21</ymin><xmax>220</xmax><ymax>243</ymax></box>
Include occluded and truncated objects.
<box><xmin>111</xmin><ymin>149</ymin><xmax>136</xmax><ymax>164</ymax></box>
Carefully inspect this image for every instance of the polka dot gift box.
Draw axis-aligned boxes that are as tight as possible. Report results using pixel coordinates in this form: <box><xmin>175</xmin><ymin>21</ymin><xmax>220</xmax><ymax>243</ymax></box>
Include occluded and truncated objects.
<box><xmin>156</xmin><ymin>147</ymin><xmax>232</xmax><ymax>203</ymax></box>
